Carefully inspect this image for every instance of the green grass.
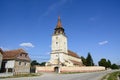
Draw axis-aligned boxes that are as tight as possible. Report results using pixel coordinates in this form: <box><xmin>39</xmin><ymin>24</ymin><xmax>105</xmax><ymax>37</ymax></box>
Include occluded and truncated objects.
<box><xmin>102</xmin><ymin>71</ymin><xmax>120</xmax><ymax>80</ymax></box>
<box><xmin>0</xmin><ymin>73</ymin><xmax>41</xmax><ymax>79</ymax></box>
<box><xmin>107</xmin><ymin>71</ymin><xmax>120</xmax><ymax>80</ymax></box>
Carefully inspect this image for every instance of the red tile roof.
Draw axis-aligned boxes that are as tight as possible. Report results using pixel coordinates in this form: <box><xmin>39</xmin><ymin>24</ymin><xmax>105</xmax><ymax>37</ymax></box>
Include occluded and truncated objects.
<box><xmin>2</xmin><ymin>48</ymin><xmax>30</xmax><ymax>61</ymax></box>
<box><xmin>68</xmin><ymin>50</ymin><xmax>80</xmax><ymax>59</ymax></box>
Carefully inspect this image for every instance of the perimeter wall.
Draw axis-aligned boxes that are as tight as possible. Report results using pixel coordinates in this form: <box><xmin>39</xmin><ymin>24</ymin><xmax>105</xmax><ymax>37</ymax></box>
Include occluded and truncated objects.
<box><xmin>35</xmin><ymin>66</ymin><xmax>105</xmax><ymax>73</ymax></box>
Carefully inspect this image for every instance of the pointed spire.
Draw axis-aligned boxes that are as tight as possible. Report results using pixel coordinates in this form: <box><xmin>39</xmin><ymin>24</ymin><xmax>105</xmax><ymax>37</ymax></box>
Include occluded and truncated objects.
<box><xmin>54</xmin><ymin>16</ymin><xmax>65</xmax><ymax>35</ymax></box>
<box><xmin>56</xmin><ymin>16</ymin><xmax>62</xmax><ymax>28</ymax></box>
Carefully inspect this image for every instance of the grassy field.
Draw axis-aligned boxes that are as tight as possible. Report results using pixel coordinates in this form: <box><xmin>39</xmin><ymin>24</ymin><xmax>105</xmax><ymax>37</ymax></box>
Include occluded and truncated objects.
<box><xmin>0</xmin><ymin>73</ymin><xmax>41</xmax><ymax>79</ymax></box>
<box><xmin>102</xmin><ymin>71</ymin><xmax>120</xmax><ymax>80</ymax></box>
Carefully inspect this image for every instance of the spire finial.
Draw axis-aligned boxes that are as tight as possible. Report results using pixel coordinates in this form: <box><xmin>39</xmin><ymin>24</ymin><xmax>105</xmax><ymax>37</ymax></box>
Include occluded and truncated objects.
<box><xmin>56</xmin><ymin>16</ymin><xmax>62</xmax><ymax>28</ymax></box>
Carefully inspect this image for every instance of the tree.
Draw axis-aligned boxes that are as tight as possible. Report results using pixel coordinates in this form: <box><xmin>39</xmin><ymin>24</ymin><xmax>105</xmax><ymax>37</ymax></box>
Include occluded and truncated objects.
<box><xmin>111</xmin><ymin>64</ymin><xmax>119</xmax><ymax>69</ymax></box>
<box><xmin>118</xmin><ymin>65</ymin><xmax>120</xmax><ymax>69</ymax></box>
<box><xmin>86</xmin><ymin>53</ymin><xmax>94</xmax><ymax>66</ymax></box>
<box><xmin>31</xmin><ymin>60</ymin><xmax>40</xmax><ymax>67</ymax></box>
<box><xmin>40</xmin><ymin>62</ymin><xmax>46</xmax><ymax>66</ymax></box>
<box><xmin>31</xmin><ymin>60</ymin><xmax>46</xmax><ymax>67</ymax></box>
<box><xmin>98</xmin><ymin>58</ymin><xmax>107</xmax><ymax>68</ymax></box>
<box><xmin>107</xmin><ymin>59</ymin><xmax>111</xmax><ymax>68</ymax></box>
<box><xmin>81</xmin><ymin>56</ymin><xmax>87</xmax><ymax>66</ymax></box>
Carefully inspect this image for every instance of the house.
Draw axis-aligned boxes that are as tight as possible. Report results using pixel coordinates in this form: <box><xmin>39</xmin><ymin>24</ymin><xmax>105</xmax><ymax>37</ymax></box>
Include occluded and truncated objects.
<box><xmin>0</xmin><ymin>48</ymin><xmax>3</xmax><ymax>70</ymax></box>
<box><xmin>1</xmin><ymin>48</ymin><xmax>31</xmax><ymax>74</ymax></box>
<box><xmin>46</xmin><ymin>16</ymin><xmax>83</xmax><ymax>67</ymax></box>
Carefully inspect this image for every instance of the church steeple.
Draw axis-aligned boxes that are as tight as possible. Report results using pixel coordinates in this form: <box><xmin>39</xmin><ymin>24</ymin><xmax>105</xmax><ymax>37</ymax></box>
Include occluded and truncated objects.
<box><xmin>56</xmin><ymin>16</ymin><xmax>62</xmax><ymax>28</ymax></box>
<box><xmin>54</xmin><ymin>16</ymin><xmax>65</xmax><ymax>35</ymax></box>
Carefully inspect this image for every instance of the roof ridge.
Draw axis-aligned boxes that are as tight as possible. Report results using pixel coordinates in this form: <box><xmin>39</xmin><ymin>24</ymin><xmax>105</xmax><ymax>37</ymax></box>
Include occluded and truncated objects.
<box><xmin>68</xmin><ymin>50</ymin><xmax>80</xmax><ymax>58</ymax></box>
<box><xmin>4</xmin><ymin>48</ymin><xmax>26</xmax><ymax>53</ymax></box>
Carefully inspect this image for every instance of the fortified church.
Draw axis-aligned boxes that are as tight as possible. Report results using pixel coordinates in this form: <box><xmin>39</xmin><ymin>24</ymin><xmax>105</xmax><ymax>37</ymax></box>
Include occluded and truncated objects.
<box><xmin>46</xmin><ymin>16</ymin><xmax>83</xmax><ymax>67</ymax></box>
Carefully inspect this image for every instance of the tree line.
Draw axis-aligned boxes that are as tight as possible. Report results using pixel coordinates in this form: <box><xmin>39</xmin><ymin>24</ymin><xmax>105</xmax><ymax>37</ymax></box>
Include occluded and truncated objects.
<box><xmin>81</xmin><ymin>52</ymin><xmax>120</xmax><ymax>69</ymax></box>
<box><xmin>31</xmin><ymin>60</ymin><xmax>46</xmax><ymax>67</ymax></box>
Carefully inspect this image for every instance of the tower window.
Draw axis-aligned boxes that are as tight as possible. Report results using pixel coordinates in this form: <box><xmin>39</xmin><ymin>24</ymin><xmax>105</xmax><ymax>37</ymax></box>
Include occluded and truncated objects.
<box><xmin>56</xmin><ymin>42</ymin><xmax>58</xmax><ymax>44</ymax></box>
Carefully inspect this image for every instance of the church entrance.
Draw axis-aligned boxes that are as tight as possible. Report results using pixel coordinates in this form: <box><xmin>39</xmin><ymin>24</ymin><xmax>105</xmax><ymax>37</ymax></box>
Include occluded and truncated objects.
<box><xmin>54</xmin><ymin>67</ymin><xmax>59</xmax><ymax>73</ymax></box>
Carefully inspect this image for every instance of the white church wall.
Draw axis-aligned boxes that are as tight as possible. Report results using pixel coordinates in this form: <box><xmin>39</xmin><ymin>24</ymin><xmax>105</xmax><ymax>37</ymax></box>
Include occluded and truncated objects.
<box><xmin>50</xmin><ymin>53</ymin><xmax>67</xmax><ymax>64</ymax></box>
<box><xmin>51</xmin><ymin>54</ymin><xmax>58</xmax><ymax>60</ymax></box>
<box><xmin>58</xmin><ymin>35</ymin><xmax>68</xmax><ymax>53</ymax></box>
<box><xmin>51</xmin><ymin>34</ymin><xmax>68</xmax><ymax>53</ymax></box>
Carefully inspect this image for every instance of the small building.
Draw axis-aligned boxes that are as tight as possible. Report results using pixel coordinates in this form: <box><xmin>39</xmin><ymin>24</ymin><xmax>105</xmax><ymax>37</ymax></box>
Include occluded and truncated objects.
<box><xmin>0</xmin><ymin>48</ymin><xmax>3</xmax><ymax>70</ymax></box>
<box><xmin>1</xmin><ymin>48</ymin><xmax>31</xmax><ymax>74</ymax></box>
<box><xmin>46</xmin><ymin>16</ymin><xmax>83</xmax><ymax>68</ymax></box>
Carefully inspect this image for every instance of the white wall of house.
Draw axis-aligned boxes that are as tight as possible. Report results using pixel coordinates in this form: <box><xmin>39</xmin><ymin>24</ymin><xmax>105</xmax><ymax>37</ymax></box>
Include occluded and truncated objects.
<box><xmin>5</xmin><ymin>60</ymin><xmax>15</xmax><ymax>68</ymax></box>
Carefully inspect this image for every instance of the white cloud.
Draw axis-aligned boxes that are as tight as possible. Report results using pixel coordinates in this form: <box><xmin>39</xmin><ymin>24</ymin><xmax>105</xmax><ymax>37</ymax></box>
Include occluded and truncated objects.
<box><xmin>98</xmin><ymin>41</ymin><xmax>108</xmax><ymax>45</ymax></box>
<box><xmin>19</xmin><ymin>42</ymin><xmax>34</xmax><ymax>48</ymax></box>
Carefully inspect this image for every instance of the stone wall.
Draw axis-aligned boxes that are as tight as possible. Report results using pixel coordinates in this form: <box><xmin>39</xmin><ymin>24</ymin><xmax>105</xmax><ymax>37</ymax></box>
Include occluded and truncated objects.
<box><xmin>35</xmin><ymin>66</ymin><xmax>105</xmax><ymax>73</ymax></box>
<box><xmin>14</xmin><ymin>60</ymin><xmax>30</xmax><ymax>74</ymax></box>
<box><xmin>60</xmin><ymin>66</ymin><xmax>105</xmax><ymax>73</ymax></box>
<box><xmin>36</xmin><ymin>66</ymin><xmax>54</xmax><ymax>73</ymax></box>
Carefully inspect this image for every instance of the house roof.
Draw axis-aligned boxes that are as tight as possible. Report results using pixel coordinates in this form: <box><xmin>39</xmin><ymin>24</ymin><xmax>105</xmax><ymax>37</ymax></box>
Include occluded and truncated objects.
<box><xmin>2</xmin><ymin>48</ymin><xmax>30</xmax><ymax>61</ymax></box>
<box><xmin>68</xmin><ymin>50</ymin><xmax>81</xmax><ymax>59</ymax></box>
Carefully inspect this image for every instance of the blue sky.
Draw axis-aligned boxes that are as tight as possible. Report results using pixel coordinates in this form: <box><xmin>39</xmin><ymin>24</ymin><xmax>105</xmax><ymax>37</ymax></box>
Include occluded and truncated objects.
<box><xmin>0</xmin><ymin>0</ymin><xmax>120</xmax><ymax>65</ymax></box>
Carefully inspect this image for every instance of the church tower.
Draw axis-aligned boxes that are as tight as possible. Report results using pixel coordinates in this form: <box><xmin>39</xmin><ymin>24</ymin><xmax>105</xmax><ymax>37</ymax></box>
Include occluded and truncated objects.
<box><xmin>46</xmin><ymin>16</ymin><xmax>83</xmax><ymax>67</ymax></box>
<box><xmin>46</xmin><ymin>16</ymin><xmax>68</xmax><ymax>66</ymax></box>
<box><xmin>51</xmin><ymin>16</ymin><xmax>68</xmax><ymax>54</ymax></box>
